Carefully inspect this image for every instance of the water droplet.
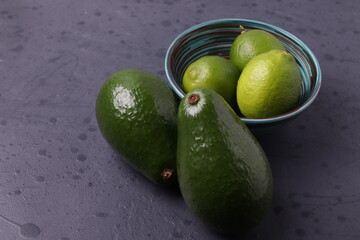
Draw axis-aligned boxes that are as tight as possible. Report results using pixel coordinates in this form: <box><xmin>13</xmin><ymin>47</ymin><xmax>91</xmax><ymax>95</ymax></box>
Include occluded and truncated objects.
<box><xmin>161</xmin><ymin>20</ymin><xmax>172</xmax><ymax>27</ymax></box>
<box><xmin>70</xmin><ymin>147</ymin><xmax>78</xmax><ymax>153</ymax></box>
<box><xmin>72</xmin><ymin>175</ymin><xmax>81</xmax><ymax>180</ymax></box>
<box><xmin>155</xmin><ymin>48</ymin><xmax>166</xmax><ymax>58</ymax></box>
<box><xmin>163</xmin><ymin>0</ymin><xmax>173</xmax><ymax>5</ymax></box>
<box><xmin>336</xmin><ymin>196</ymin><xmax>343</xmax><ymax>203</ymax></box>
<box><xmin>297</xmin><ymin>125</ymin><xmax>306</xmax><ymax>130</ymax></box>
<box><xmin>83</xmin><ymin>117</ymin><xmax>91</xmax><ymax>124</ymax></box>
<box><xmin>295</xmin><ymin>228</ymin><xmax>305</xmax><ymax>237</ymax></box>
<box><xmin>38</xmin><ymin>149</ymin><xmax>47</xmax><ymax>156</ymax></box>
<box><xmin>301</xmin><ymin>211</ymin><xmax>310</xmax><ymax>218</ymax></box>
<box><xmin>182</xmin><ymin>219</ymin><xmax>192</xmax><ymax>226</ymax></box>
<box><xmin>0</xmin><ymin>215</ymin><xmax>41</xmax><ymax>239</ymax></box>
<box><xmin>15</xmin><ymin>169</ymin><xmax>21</xmax><ymax>175</ymax></box>
<box><xmin>340</xmin><ymin>125</ymin><xmax>348</xmax><ymax>130</ymax></box>
<box><xmin>296</xmin><ymin>27</ymin><xmax>307</xmax><ymax>34</ymax></box>
<box><xmin>76</xmin><ymin>154</ymin><xmax>87</xmax><ymax>162</ymax></box>
<box><xmin>324</xmin><ymin>53</ymin><xmax>335</xmax><ymax>61</ymax></box>
<box><xmin>35</xmin><ymin>176</ymin><xmax>45</xmax><ymax>182</ymax></box>
<box><xmin>20</xmin><ymin>223</ymin><xmax>41</xmax><ymax>238</ymax></box>
<box><xmin>274</xmin><ymin>206</ymin><xmax>283</xmax><ymax>215</ymax></box>
<box><xmin>172</xmin><ymin>229</ymin><xmax>184</xmax><ymax>239</ymax></box>
<box><xmin>312</xmin><ymin>28</ymin><xmax>321</xmax><ymax>35</ymax></box>
<box><xmin>95</xmin><ymin>212</ymin><xmax>108</xmax><ymax>218</ymax></box>
<box><xmin>88</xmin><ymin>127</ymin><xmax>97</xmax><ymax>132</ymax></box>
<box><xmin>321</xmin><ymin>163</ymin><xmax>328</xmax><ymax>168</ymax></box>
<box><xmin>337</xmin><ymin>215</ymin><xmax>347</xmax><ymax>222</ymax></box>
<box><xmin>291</xmin><ymin>202</ymin><xmax>301</xmax><ymax>209</ymax></box>
<box><xmin>78</xmin><ymin>133</ymin><xmax>87</xmax><ymax>141</ymax></box>
<box><xmin>49</xmin><ymin>117</ymin><xmax>57</xmax><ymax>124</ymax></box>
<box><xmin>39</xmin><ymin>99</ymin><xmax>48</xmax><ymax>105</ymax></box>
<box><xmin>10</xmin><ymin>45</ymin><xmax>24</xmax><ymax>52</ymax></box>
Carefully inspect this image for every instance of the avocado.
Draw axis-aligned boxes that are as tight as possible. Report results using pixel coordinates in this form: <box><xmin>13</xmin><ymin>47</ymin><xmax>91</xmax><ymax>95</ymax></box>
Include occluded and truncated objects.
<box><xmin>177</xmin><ymin>88</ymin><xmax>273</xmax><ymax>234</ymax></box>
<box><xmin>96</xmin><ymin>69</ymin><xmax>178</xmax><ymax>185</ymax></box>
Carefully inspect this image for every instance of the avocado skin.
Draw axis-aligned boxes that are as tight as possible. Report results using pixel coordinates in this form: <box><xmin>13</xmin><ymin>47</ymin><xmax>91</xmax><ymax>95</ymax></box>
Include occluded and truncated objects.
<box><xmin>177</xmin><ymin>88</ymin><xmax>273</xmax><ymax>234</ymax></box>
<box><xmin>96</xmin><ymin>69</ymin><xmax>178</xmax><ymax>185</ymax></box>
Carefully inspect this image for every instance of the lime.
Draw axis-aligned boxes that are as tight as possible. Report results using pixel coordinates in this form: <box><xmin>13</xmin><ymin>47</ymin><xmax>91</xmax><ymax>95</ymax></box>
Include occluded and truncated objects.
<box><xmin>182</xmin><ymin>55</ymin><xmax>240</xmax><ymax>107</ymax></box>
<box><xmin>237</xmin><ymin>49</ymin><xmax>302</xmax><ymax>118</ymax></box>
<box><xmin>230</xmin><ymin>27</ymin><xmax>285</xmax><ymax>71</ymax></box>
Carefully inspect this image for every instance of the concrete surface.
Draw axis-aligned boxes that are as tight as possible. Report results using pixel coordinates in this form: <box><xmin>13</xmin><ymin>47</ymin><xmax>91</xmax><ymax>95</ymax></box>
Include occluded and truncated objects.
<box><xmin>0</xmin><ymin>0</ymin><xmax>359</xmax><ymax>239</ymax></box>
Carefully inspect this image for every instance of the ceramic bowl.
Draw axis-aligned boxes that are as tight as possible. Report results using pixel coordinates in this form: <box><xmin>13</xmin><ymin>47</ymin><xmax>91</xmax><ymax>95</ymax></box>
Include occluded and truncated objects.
<box><xmin>165</xmin><ymin>19</ymin><xmax>321</xmax><ymax>134</ymax></box>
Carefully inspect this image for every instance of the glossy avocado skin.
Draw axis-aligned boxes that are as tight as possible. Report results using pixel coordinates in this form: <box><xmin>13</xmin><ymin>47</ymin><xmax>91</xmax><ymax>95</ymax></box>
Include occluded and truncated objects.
<box><xmin>177</xmin><ymin>88</ymin><xmax>273</xmax><ymax>234</ymax></box>
<box><xmin>96</xmin><ymin>69</ymin><xmax>178</xmax><ymax>185</ymax></box>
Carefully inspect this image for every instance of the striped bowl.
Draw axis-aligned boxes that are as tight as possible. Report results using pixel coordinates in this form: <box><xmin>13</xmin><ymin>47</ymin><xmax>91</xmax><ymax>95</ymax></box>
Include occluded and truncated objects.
<box><xmin>165</xmin><ymin>19</ymin><xmax>321</xmax><ymax>134</ymax></box>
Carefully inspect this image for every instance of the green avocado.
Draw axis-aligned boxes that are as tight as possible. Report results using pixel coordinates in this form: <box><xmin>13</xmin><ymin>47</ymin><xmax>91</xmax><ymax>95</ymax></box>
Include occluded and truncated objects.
<box><xmin>96</xmin><ymin>69</ymin><xmax>178</xmax><ymax>185</ymax></box>
<box><xmin>177</xmin><ymin>88</ymin><xmax>273</xmax><ymax>234</ymax></box>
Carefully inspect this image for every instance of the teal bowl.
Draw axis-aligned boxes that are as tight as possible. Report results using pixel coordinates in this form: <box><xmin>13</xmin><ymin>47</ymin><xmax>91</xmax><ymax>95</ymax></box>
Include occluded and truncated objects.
<box><xmin>164</xmin><ymin>19</ymin><xmax>321</xmax><ymax>134</ymax></box>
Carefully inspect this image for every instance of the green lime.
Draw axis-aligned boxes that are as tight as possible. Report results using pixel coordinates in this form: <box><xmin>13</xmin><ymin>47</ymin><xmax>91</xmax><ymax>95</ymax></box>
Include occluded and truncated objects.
<box><xmin>230</xmin><ymin>27</ymin><xmax>285</xmax><ymax>71</ymax></box>
<box><xmin>182</xmin><ymin>55</ymin><xmax>240</xmax><ymax>107</ymax></box>
<box><xmin>237</xmin><ymin>49</ymin><xmax>302</xmax><ymax>118</ymax></box>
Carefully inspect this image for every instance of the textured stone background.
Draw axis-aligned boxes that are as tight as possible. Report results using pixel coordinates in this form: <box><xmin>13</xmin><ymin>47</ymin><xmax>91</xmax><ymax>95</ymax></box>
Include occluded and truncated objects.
<box><xmin>0</xmin><ymin>0</ymin><xmax>359</xmax><ymax>239</ymax></box>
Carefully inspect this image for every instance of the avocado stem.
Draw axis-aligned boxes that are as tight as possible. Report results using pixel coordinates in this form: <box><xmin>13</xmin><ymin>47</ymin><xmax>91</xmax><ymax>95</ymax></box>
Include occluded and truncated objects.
<box><xmin>188</xmin><ymin>94</ymin><xmax>200</xmax><ymax>105</ymax></box>
<box><xmin>161</xmin><ymin>169</ymin><xmax>173</xmax><ymax>180</ymax></box>
<box><xmin>239</xmin><ymin>25</ymin><xmax>246</xmax><ymax>34</ymax></box>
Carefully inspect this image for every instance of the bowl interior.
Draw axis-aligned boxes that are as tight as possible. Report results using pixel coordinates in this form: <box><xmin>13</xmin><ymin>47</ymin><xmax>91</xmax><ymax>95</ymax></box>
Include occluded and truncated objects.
<box><xmin>165</xmin><ymin>19</ymin><xmax>321</xmax><ymax>124</ymax></box>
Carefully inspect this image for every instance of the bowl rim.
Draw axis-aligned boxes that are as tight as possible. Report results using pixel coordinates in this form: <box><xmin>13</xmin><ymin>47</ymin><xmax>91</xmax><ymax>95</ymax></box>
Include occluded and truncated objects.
<box><xmin>165</xmin><ymin>18</ymin><xmax>322</xmax><ymax>124</ymax></box>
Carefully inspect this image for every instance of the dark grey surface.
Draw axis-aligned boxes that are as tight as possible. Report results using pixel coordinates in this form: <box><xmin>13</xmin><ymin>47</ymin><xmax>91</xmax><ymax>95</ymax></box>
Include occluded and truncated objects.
<box><xmin>0</xmin><ymin>0</ymin><xmax>359</xmax><ymax>239</ymax></box>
